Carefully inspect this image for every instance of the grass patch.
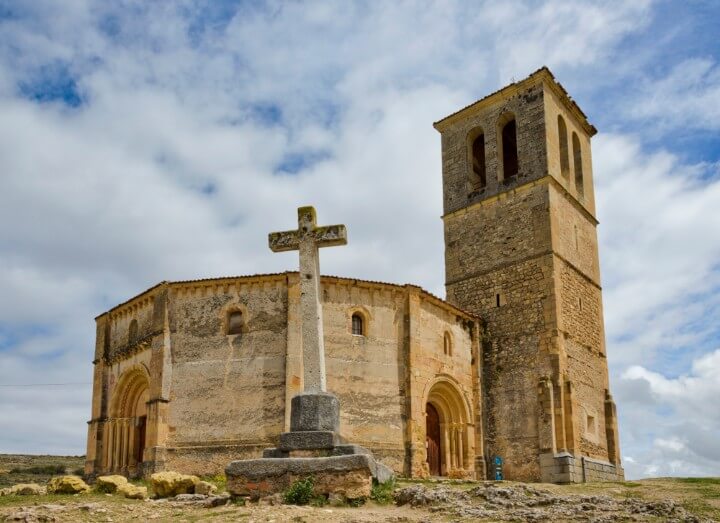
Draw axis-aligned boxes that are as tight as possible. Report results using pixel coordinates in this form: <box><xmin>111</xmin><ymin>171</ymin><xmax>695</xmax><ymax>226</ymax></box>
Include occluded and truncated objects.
<box><xmin>9</xmin><ymin>465</ymin><xmax>66</xmax><ymax>475</ymax></box>
<box><xmin>370</xmin><ymin>478</ymin><xmax>396</xmax><ymax>505</ymax></box>
<box><xmin>676</xmin><ymin>477</ymin><xmax>720</xmax><ymax>486</ymax></box>
<box><xmin>620</xmin><ymin>481</ymin><xmax>643</xmax><ymax>488</ymax></box>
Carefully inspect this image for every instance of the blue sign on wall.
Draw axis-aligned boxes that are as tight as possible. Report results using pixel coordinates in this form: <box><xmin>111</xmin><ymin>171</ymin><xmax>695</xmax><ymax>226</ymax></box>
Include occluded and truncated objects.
<box><xmin>493</xmin><ymin>455</ymin><xmax>503</xmax><ymax>480</ymax></box>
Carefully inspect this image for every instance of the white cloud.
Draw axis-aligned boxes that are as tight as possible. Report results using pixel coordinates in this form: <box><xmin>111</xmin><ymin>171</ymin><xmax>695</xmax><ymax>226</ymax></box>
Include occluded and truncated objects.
<box><xmin>595</xmin><ymin>134</ymin><xmax>720</xmax><ymax>368</ymax></box>
<box><xmin>616</xmin><ymin>349</ymin><xmax>720</xmax><ymax>478</ymax></box>
<box><xmin>628</xmin><ymin>58</ymin><xmax>720</xmax><ymax>131</ymax></box>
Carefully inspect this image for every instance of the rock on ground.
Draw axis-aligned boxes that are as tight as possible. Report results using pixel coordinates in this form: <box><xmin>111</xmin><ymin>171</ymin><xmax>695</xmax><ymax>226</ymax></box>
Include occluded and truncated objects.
<box><xmin>45</xmin><ymin>475</ymin><xmax>90</xmax><ymax>495</ymax></box>
<box><xmin>150</xmin><ymin>471</ymin><xmax>199</xmax><ymax>498</ymax></box>
<box><xmin>0</xmin><ymin>483</ymin><xmax>45</xmax><ymax>496</ymax></box>
<box><xmin>95</xmin><ymin>475</ymin><xmax>129</xmax><ymax>494</ymax></box>
<box><xmin>194</xmin><ymin>480</ymin><xmax>217</xmax><ymax>495</ymax></box>
<box><xmin>117</xmin><ymin>483</ymin><xmax>148</xmax><ymax>500</ymax></box>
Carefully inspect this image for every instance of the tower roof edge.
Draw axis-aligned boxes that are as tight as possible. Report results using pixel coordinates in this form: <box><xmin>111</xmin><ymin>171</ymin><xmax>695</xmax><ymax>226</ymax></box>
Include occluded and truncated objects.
<box><xmin>433</xmin><ymin>66</ymin><xmax>597</xmax><ymax>136</ymax></box>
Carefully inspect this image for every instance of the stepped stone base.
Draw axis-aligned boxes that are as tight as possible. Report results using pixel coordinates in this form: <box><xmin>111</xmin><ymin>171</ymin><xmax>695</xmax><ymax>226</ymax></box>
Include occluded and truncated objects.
<box><xmin>225</xmin><ymin>392</ymin><xmax>393</xmax><ymax>500</ymax></box>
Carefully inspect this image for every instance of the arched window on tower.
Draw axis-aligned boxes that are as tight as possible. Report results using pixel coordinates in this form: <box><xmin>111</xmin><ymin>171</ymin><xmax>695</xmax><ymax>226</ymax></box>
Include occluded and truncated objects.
<box><xmin>468</xmin><ymin>128</ymin><xmax>486</xmax><ymax>189</ymax></box>
<box><xmin>572</xmin><ymin>132</ymin><xmax>584</xmax><ymax>196</ymax></box>
<box><xmin>351</xmin><ymin>313</ymin><xmax>364</xmax><ymax>336</ymax></box>
<box><xmin>558</xmin><ymin>115</ymin><xmax>569</xmax><ymax>178</ymax></box>
<box><xmin>227</xmin><ymin>310</ymin><xmax>244</xmax><ymax>335</ymax></box>
<box><xmin>500</xmin><ymin>117</ymin><xmax>518</xmax><ymax>181</ymax></box>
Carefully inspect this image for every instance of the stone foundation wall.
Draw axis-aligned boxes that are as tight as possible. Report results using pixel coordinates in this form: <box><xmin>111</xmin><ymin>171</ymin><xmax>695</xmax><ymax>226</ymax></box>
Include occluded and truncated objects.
<box><xmin>540</xmin><ymin>452</ymin><xmax>624</xmax><ymax>483</ymax></box>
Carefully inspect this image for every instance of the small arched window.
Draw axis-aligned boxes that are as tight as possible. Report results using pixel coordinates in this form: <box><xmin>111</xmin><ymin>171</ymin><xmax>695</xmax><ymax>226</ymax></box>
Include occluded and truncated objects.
<box><xmin>572</xmin><ymin>132</ymin><xmax>584</xmax><ymax>196</ymax></box>
<box><xmin>128</xmin><ymin>319</ymin><xmax>138</xmax><ymax>343</ymax></box>
<box><xmin>351</xmin><ymin>313</ymin><xmax>364</xmax><ymax>336</ymax></box>
<box><xmin>443</xmin><ymin>331</ymin><xmax>452</xmax><ymax>356</ymax></box>
<box><xmin>500</xmin><ymin>117</ymin><xmax>518</xmax><ymax>181</ymax></box>
<box><xmin>227</xmin><ymin>310</ymin><xmax>244</xmax><ymax>335</ymax></box>
<box><xmin>558</xmin><ymin>115</ymin><xmax>569</xmax><ymax>178</ymax></box>
<box><xmin>468</xmin><ymin>128</ymin><xmax>486</xmax><ymax>189</ymax></box>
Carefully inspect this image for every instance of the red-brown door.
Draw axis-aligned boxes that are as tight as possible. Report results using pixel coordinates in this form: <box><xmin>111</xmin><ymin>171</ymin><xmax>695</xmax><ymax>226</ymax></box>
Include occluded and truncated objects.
<box><xmin>135</xmin><ymin>416</ymin><xmax>147</xmax><ymax>464</ymax></box>
<box><xmin>426</xmin><ymin>403</ymin><xmax>442</xmax><ymax>476</ymax></box>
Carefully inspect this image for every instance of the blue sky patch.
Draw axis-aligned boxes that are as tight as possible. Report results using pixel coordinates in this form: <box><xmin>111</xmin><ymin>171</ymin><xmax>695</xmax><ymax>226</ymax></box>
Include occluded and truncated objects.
<box><xmin>276</xmin><ymin>151</ymin><xmax>330</xmax><ymax>175</ymax></box>
<box><xmin>18</xmin><ymin>62</ymin><xmax>83</xmax><ymax>108</ymax></box>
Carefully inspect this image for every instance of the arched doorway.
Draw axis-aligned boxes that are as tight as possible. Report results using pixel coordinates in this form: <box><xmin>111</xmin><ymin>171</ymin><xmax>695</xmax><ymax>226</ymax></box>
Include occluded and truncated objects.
<box><xmin>426</xmin><ymin>403</ymin><xmax>442</xmax><ymax>476</ymax></box>
<box><xmin>425</xmin><ymin>379</ymin><xmax>471</xmax><ymax>477</ymax></box>
<box><xmin>105</xmin><ymin>367</ymin><xmax>149</xmax><ymax>476</ymax></box>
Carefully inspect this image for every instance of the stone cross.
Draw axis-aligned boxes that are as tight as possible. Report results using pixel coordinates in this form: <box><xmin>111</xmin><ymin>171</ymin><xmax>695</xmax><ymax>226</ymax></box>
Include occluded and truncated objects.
<box><xmin>269</xmin><ymin>206</ymin><xmax>347</xmax><ymax>393</ymax></box>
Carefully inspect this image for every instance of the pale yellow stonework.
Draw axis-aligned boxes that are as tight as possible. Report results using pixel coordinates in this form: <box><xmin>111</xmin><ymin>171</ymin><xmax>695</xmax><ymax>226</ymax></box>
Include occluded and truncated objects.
<box><xmin>85</xmin><ymin>67</ymin><xmax>622</xmax><ymax>483</ymax></box>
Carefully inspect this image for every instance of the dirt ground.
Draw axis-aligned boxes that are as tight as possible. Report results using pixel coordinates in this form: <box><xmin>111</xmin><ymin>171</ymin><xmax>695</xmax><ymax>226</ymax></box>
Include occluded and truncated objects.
<box><xmin>1</xmin><ymin>455</ymin><xmax>718</xmax><ymax>522</ymax></box>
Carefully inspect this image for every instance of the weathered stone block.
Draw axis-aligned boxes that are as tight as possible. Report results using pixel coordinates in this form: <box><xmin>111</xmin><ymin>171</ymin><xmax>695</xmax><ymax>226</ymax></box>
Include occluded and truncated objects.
<box><xmin>279</xmin><ymin>430</ymin><xmax>340</xmax><ymax>451</ymax></box>
<box><xmin>46</xmin><ymin>476</ymin><xmax>90</xmax><ymax>494</ymax></box>
<box><xmin>289</xmin><ymin>392</ymin><xmax>340</xmax><ymax>432</ymax></box>
<box><xmin>95</xmin><ymin>475</ymin><xmax>128</xmax><ymax>494</ymax></box>
<box><xmin>226</xmin><ymin>455</ymin><xmax>374</xmax><ymax>500</ymax></box>
<box><xmin>150</xmin><ymin>471</ymin><xmax>199</xmax><ymax>498</ymax></box>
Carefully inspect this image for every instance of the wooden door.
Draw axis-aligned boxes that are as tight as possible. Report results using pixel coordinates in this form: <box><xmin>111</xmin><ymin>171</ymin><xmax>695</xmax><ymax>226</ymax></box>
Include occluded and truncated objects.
<box><xmin>426</xmin><ymin>403</ymin><xmax>441</xmax><ymax>476</ymax></box>
<box><xmin>135</xmin><ymin>416</ymin><xmax>147</xmax><ymax>464</ymax></box>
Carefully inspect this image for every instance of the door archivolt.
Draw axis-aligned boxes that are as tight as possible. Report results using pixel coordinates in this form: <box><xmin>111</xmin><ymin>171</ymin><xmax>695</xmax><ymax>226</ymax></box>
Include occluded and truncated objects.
<box><xmin>424</xmin><ymin>378</ymin><xmax>472</xmax><ymax>477</ymax></box>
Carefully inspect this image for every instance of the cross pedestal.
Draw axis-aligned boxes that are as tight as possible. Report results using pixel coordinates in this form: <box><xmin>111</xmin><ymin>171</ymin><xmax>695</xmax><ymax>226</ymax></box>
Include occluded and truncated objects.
<box><xmin>226</xmin><ymin>206</ymin><xmax>392</xmax><ymax>501</ymax></box>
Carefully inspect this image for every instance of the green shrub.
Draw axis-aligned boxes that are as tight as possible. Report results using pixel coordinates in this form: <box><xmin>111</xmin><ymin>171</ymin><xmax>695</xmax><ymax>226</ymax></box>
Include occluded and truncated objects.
<box><xmin>370</xmin><ymin>478</ymin><xmax>396</xmax><ymax>505</ymax></box>
<box><xmin>9</xmin><ymin>465</ymin><xmax>66</xmax><ymax>475</ymax></box>
<box><xmin>284</xmin><ymin>476</ymin><xmax>315</xmax><ymax>505</ymax></box>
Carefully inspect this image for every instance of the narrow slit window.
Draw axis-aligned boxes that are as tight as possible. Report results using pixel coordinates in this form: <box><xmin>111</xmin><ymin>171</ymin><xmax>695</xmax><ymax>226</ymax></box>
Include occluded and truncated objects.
<box><xmin>496</xmin><ymin>294</ymin><xmax>501</xmax><ymax>307</ymax></box>
<box><xmin>227</xmin><ymin>310</ymin><xmax>244</xmax><ymax>335</ymax></box>
<box><xmin>351</xmin><ymin>313</ymin><xmax>364</xmax><ymax>336</ymax></box>
<box><xmin>586</xmin><ymin>414</ymin><xmax>596</xmax><ymax>436</ymax></box>
<box><xmin>558</xmin><ymin>115</ymin><xmax>569</xmax><ymax>178</ymax></box>
<box><xmin>443</xmin><ymin>332</ymin><xmax>452</xmax><ymax>356</ymax></box>
<box><xmin>574</xmin><ymin>225</ymin><xmax>579</xmax><ymax>250</ymax></box>
<box><xmin>128</xmin><ymin>319</ymin><xmax>138</xmax><ymax>343</ymax></box>
<box><xmin>501</xmin><ymin>119</ymin><xmax>519</xmax><ymax>180</ymax></box>
<box><xmin>572</xmin><ymin>132</ymin><xmax>584</xmax><ymax>196</ymax></box>
<box><xmin>471</xmin><ymin>131</ymin><xmax>486</xmax><ymax>188</ymax></box>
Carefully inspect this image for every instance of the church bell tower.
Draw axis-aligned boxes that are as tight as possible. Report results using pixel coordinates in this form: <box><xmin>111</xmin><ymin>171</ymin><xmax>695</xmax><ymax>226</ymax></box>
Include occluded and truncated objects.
<box><xmin>434</xmin><ymin>67</ymin><xmax>623</xmax><ymax>482</ymax></box>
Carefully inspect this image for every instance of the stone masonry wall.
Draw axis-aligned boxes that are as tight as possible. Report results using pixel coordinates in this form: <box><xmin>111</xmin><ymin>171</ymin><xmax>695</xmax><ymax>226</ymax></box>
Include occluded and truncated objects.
<box><xmin>322</xmin><ymin>281</ymin><xmax>408</xmax><ymax>473</ymax></box>
<box><xmin>164</xmin><ymin>278</ymin><xmax>289</xmax><ymax>474</ymax></box>
<box><xmin>444</xmin><ymin>181</ymin><xmax>555</xmax><ymax>481</ymax></box>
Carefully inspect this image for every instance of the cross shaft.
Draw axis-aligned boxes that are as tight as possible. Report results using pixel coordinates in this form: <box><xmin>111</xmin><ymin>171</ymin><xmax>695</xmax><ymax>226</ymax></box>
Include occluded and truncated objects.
<box><xmin>269</xmin><ymin>206</ymin><xmax>347</xmax><ymax>393</ymax></box>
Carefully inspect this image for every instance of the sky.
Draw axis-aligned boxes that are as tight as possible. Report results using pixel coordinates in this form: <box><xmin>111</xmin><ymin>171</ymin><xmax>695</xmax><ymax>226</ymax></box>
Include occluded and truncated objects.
<box><xmin>0</xmin><ymin>0</ymin><xmax>719</xmax><ymax>480</ymax></box>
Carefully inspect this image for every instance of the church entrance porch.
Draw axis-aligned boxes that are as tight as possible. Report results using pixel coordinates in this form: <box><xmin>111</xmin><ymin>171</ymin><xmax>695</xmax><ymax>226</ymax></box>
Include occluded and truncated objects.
<box><xmin>424</xmin><ymin>378</ymin><xmax>473</xmax><ymax>478</ymax></box>
<box><xmin>103</xmin><ymin>367</ymin><xmax>149</xmax><ymax>477</ymax></box>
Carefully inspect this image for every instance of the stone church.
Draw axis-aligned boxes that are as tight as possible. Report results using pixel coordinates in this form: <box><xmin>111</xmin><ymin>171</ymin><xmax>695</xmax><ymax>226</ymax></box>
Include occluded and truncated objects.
<box><xmin>85</xmin><ymin>67</ymin><xmax>624</xmax><ymax>483</ymax></box>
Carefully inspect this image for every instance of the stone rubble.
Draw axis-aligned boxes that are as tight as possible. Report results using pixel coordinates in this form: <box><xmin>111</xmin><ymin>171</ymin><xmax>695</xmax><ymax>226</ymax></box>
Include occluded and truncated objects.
<box><xmin>394</xmin><ymin>483</ymin><xmax>709</xmax><ymax>522</ymax></box>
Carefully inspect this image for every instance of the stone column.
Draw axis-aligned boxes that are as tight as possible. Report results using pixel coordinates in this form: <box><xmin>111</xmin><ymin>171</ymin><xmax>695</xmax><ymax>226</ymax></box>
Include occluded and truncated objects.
<box><xmin>457</xmin><ymin>427</ymin><xmax>464</xmax><ymax>470</ymax></box>
<box><xmin>120</xmin><ymin>419</ymin><xmax>128</xmax><ymax>469</ymax></box>
<box><xmin>107</xmin><ymin>419</ymin><xmax>117</xmax><ymax>472</ymax></box>
<box><xmin>441</xmin><ymin>423</ymin><xmax>450</xmax><ymax>475</ymax></box>
<box><xmin>102</xmin><ymin>420</ymin><xmax>111</xmax><ymax>471</ymax></box>
<box><xmin>449</xmin><ymin>426</ymin><xmax>456</xmax><ymax>470</ymax></box>
<box><xmin>128</xmin><ymin>418</ymin><xmax>137</xmax><ymax>467</ymax></box>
